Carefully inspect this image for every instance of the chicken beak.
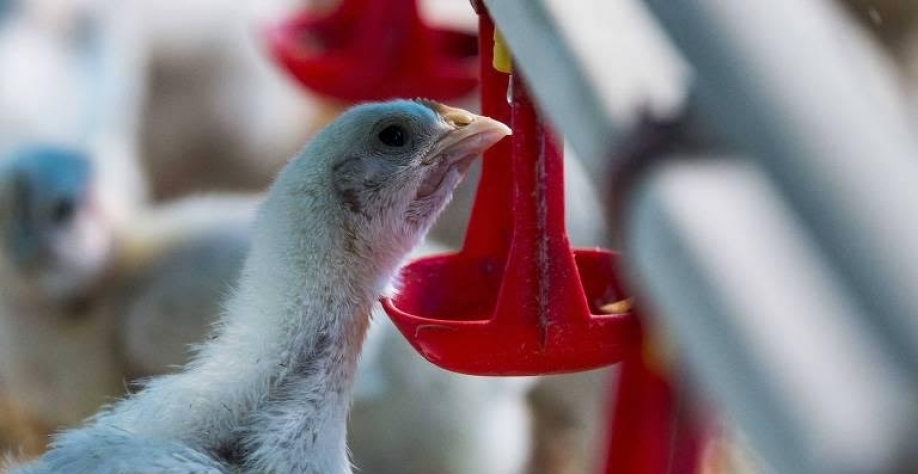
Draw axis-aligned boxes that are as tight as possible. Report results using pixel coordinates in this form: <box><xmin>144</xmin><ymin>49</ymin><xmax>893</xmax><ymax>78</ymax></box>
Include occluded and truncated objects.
<box><xmin>414</xmin><ymin>106</ymin><xmax>511</xmax><ymax>199</ymax></box>
<box><xmin>425</xmin><ymin>106</ymin><xmax>511</xmax><ymax>165</ymax></box>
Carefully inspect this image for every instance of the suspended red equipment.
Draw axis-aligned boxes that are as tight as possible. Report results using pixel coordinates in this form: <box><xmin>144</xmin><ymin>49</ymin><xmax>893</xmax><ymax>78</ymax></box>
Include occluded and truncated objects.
<box><xmin>263</xmin><ymin>0</ymin><xmax>478</xmax><ymax>102</ymax></box>
<box><xmin>380</xmin><ymin>9</ymin><xmax>638</xmax><ymax>376</ymax></box>
<box><xmin>601</xmin><ymin>324</ymin><xmax>706</xmax><ymax>474</ymax></box>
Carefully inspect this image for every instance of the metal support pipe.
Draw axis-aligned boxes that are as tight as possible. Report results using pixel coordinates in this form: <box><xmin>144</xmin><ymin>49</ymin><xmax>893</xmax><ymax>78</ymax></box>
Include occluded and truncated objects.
<box><xmin>481</xmin><ymin>0</ymin><xmax>688</xmax><ymax>173</ymax></box>
<box><xmin>641</xmin><ymin>0</ymin><xmax>918</xmax><ymax>372</ymax></box>
<box><xmin>625</xmin><ymin>158</ymin><xmax>917</xmax><ymax>474</ymax></box>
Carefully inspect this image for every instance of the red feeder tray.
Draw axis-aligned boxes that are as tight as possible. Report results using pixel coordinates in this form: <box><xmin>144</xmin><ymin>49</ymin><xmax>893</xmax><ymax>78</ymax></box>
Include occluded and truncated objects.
<box><xmin>263</xmin><ymin>0</ymin><xmax>478</xmax><ymax>102</ymax></box>
<box><xmin>380</xmin><ymin>12</ymin><xmax>638</xmax><ymax>376</ymax></box>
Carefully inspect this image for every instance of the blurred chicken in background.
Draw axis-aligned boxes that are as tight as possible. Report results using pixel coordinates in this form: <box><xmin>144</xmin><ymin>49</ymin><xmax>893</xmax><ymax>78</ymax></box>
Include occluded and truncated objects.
<box><xmin>0</xmin><ymin>143</ymin><xmax>259</xmax><ymax>457</ymax></box>
<box><xmin>0</xmin><ymin>1</ymin><xmax>146</xmax><ymax>453</ymax></box>
<box><xmin>113</xmin><ymin>193</ymin><xmax>257</xmax><ymax>378</ymax></box>
<box><xmin>0</xmin><ymin>144</ymin><xmax>122</xmax><ymax>457</ymax></box>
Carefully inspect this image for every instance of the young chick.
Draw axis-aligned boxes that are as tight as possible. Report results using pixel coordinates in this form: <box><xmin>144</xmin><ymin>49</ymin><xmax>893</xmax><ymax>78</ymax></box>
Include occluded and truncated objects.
<box><xmin>0</xmin><ymin>144</ymin><xmax>258</xmax><ymax>453</ymax></box>
<box><xmin>7</xmin><ymin>99</ymin><xmax>510</xmax><ymax>474</ymax></box>
<box><xmin>0</xmin><ymin>145</ymin><xmax>121</xmax><ymax>430</ymax></box>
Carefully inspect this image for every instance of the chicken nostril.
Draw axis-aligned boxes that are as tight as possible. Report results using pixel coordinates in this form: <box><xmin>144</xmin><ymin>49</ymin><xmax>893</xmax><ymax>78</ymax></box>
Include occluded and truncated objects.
<box><xmin>442</xmin><ymin>110</ymin><xmax>475</xmax><ymax>128</ymax></box>
<box><xmin>454</xmin><ymin>115</ymin><xmax>474</xmax><ymax>128</ymax></box>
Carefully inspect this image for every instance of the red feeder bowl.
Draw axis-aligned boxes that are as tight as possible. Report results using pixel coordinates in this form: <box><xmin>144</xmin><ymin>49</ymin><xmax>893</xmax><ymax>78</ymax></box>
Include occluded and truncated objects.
<box><xmin>263</xmin><ymin>0</ymin><xmax>478</xmax><ymax>103</ymax></box>
<box><xmin>380</xmin><ymin>12</ymin><xmax>638</xmax><ymax>375</ymax></box>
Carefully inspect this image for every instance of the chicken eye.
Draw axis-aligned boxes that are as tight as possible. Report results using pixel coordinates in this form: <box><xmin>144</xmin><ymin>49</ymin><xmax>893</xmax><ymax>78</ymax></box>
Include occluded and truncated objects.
<box><xmin>378</xmin><ymin>125</ymin><xmax>407</xmax><ymax>147</ymax></box>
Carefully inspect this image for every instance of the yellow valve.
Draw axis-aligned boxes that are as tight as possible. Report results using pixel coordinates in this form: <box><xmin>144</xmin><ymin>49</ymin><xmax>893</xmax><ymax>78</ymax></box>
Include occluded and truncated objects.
<box><xmin>493</xmin><ymin>28</ymin><xmax>512</xmax><ymax>73</ymax></box>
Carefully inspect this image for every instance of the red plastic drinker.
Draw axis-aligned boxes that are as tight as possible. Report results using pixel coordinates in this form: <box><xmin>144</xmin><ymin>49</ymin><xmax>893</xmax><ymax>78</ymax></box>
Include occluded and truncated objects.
<box><xmin>380</xmin><ymin>10</ymin><xmax>637</xmax><ymax>375</ymax></box>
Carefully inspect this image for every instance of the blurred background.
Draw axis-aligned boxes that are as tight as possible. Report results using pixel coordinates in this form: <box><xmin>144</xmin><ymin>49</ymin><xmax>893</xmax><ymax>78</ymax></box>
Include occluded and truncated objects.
<box><xmin>1</xmin><ymin>0</ymin><xmax>917</xmax><ymax>473</ymax></box>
